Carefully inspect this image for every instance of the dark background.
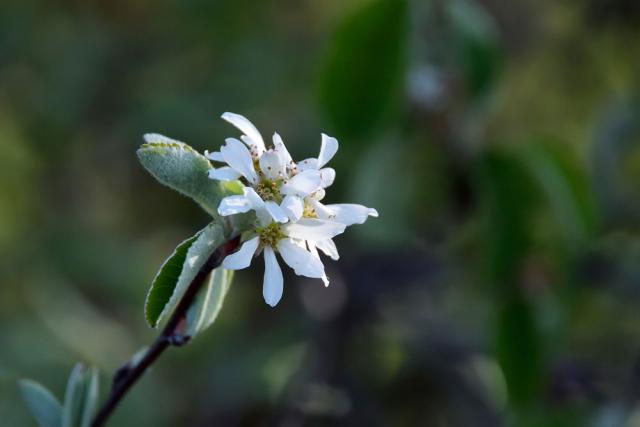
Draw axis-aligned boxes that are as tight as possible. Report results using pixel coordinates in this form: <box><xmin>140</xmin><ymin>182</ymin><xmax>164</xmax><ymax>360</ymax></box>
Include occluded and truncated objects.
<box><xmin>2</xmin><ymin>0</ymin><xmax>640</xmax><ymax>425</ymax></box>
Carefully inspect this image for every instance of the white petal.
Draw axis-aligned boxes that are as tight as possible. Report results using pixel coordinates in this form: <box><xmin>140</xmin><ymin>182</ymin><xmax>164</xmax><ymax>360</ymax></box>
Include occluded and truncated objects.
<box><xmin>240</xmin><ymin>136</ymin><xmax>264</xmax><ymax>156</ymax></box>
<box><xmin>242</xmin><ymin>187</ymin><xmax>272</xmax><ymax>226</ymax></box>
<box><xmin>208</xmin><ymin>166</ymin><xmax>242</xmax><ymax>181</ymax></box>
<box><xmin>221</xmin><ymin>138</ymin><xmax>258</xmax><ymax>184</ymax></box>
<box><xmin>277</xmin><ymin>238</ymin><xmax>324</xmax><ymax>278</ymax></box>
<box><xmin>307</xmin><ymin>199</ymin><xmax>335</xmax><ymax>220</ymax></box>
<box><xmin>297</xmin><ymin>158</ymin><xmax>319</xmax><ymax>172</ymax></box>
<box><xmin>221</xmin><ymin>112</ymin><xmax>266</xmax><ymax>154</ymax></box>
<box><xmin>280</xmin><ymin>170</ymin><xmax>322</xmax><ymax>197</ymax></box>
<box><xmin>273</xmin><ymin>133</ymin><xmax>292</xmax><ymax>166</ymax></box>
<box><xmin>318</xmin><ymin>134</ymin><xmax>339</xmax><ymax>168</ymax></box>
<box><xmin>223</xmin><ymin>236</ymin><xmax>259</xmax><ymax>270</ymax></box>
<box><xmin>310</xmin><ymin>189</ymin><xmax>326</xmax><ymax>201</ymax></box>
<box><xmin>319</xmin><ymin>168</ymin><xmax>336</xmax><ymax>188</ymax></box>
<box><xmin>307</xmin><ymin>242</ymin><xmax>330</xmax><ymax>286</ymax></box>
<box><xmin>259</xmin><ymin>150</ymin><xmax>285</xmax><ymax>180</ymax></box>
<box><xmin>324</xmin><ymin>204</ymin><xmax>379</xmax><ymax>226</ymax></box>
<box><xmin>265</xmin><ymin>201</ymin><xmax>289</xmax><ymax>223</ymax></box>
<box><xmin>316</xmin><ymin>239</ymin><xmax>339</xmax><ymax>261</ymax></box>
<box><xmin>263</xmin><ymin>247</ymin><xmax>283</xmax><ymax>307</ymax></box>
<box><xmin>280</xmin><ymin>195</ymin><xmax>303</xmax><ymax>222</ymax></box>
<box><xmin>283</xmin><ymin>218</ymin><xmax>346</xmax><ymax>241</ymax></box>
<box><xmin>218</xmin><ymin>195</ymin><xmax>252</xmax><ymax>216</ymax></box>
<box><xmin>243</xmin><ymin>187</ymin><xmax>265</xmax><ymax>209</ymax></box>
<box><xmin>205</xmin><ymin>150</ymin><xmax>225</xmax><ymax>162</ymax></box>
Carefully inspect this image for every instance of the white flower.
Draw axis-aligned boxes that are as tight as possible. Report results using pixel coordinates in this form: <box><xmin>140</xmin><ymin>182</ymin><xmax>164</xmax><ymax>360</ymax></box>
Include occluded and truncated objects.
<box><xmin>222</xmin><ymin>218</ymin><xmax>346</xmax><ymax>307</ymax></box>
<box><xmin>208</xmin><ymin>113</ymin><xmax>323</xmax><ymax>225</ymax></box>
<box><xmin>207</xmin><ymin>112</ymin><xmax>378</xmax><ymax>306</ymax></box>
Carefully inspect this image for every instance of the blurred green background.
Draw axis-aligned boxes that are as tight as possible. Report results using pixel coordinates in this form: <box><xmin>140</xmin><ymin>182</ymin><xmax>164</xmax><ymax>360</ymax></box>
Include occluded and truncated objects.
<box><xmin>2</xmin><ymin>0</ymin><xmax>640</xmax><ymax>425</ymax></box>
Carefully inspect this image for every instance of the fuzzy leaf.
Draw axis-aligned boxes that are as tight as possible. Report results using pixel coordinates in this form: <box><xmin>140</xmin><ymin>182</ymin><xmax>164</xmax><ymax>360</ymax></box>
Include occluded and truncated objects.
<box><xmin>154</xmin><ymin>223</ymin><xmax>226</xmax><ymax>328</ymax></box>
<box><xmin>137</xmin><ymin>138</ymin><xmax>242</xmax><ymax>217</ymax></box>
<box><xmin>19</xmin><ymin>380</ymin><xmax>62</xmax><ymax>427</ymax></box>
<box><xmin>61</xmin><ymin>364</ymin><xmax>98</xmax><ymax>427</ymax></box>
<box><xmin>185</xmin><ymin>268</ymin><xmax>234</xmax><ymax>338</ymax></box>
<box><xmin>145</xmin><ymin>232</ymin><xmax>202</xmax><ymax>327</ymax></box>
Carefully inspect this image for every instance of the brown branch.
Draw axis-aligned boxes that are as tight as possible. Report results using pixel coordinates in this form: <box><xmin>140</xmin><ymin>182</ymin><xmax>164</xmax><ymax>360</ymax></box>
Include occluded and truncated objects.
<box><xmin>90</xmin><ymin>235</ymin><xmax>241</xmax><ymax>427</ymax></box>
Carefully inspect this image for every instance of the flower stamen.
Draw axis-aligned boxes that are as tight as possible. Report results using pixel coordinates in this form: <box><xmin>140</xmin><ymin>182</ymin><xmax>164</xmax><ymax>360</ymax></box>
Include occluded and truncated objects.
<box><xmin>256</xmin><ymin>222</ymin><xmax>285</xmax><ymax>248</ymax></box>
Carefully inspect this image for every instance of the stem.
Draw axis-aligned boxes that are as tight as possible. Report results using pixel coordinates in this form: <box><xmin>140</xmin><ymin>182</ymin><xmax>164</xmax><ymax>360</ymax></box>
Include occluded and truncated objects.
<box><xmin>91</xmin><ymin>235</ymin><xmax>241</xmax><ymax>427</ymax></box>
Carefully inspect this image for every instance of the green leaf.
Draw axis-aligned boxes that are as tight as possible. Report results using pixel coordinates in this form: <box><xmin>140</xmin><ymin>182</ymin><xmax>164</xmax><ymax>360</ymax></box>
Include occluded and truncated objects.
<box><xmin>78</xmin><ymin>368</ymin><xmax>98</xmax><ymax>427</ymax></box>
<box><xmin>478</xmin><ymin>151</ymin><xmax>542</xmax><ymax>407</ymax></box>
<box><xmin>520</xmin><ymin>140</ymin><xmax>597</xmax><ymax>249</ymax></box>
<box><xmin>19</xmin><ymin>379</ymin><xmax>62</xmax><ymax>427</ymax></box>
<box><xmin>153</xmin><ymin>223</ymin><xmax>226</xmax><ymax>328</ymax></box>
<box><xmin>185</xmin><ymin>268</ymin><xmax>234</xmax><ymax>337</ymax></box>
<box><xmin>448</xmin><ymin>0</ymin><xmax>501</xmax><ymax>100</ymax></box>
<box><xmin>137</xmin><ymin>139</ymin><xmax>242</xmax><ymax>217</ymax></box>
<box><xmin>479</xmin><ymin>151</ymin><xmax>536</xmax><ymax>283</ymax></box>
<box><xmin>145</xmin><ymin>232</ymin><xmax>202</xmax><ymax>327</ymax></box>
<box><xmin>318</xmin><ymin>0</ymin><xmax>408</xmax><ymax>140</ymax></box>
<box><xmin>60</xmin><ymin>365</ymin><xmax>100</xmax><ymax>427</ymax></box>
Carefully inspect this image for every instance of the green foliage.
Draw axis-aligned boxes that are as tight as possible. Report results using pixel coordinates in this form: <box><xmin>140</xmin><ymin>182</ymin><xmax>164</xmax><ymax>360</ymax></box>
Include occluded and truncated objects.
<box><xmin>136</xmin><ymin>140</ymin><xmax>242</xmax><ymax>218</ymax></box>
<box><xmin>448</xmin><ymin>0</ymin><xmax>501</xmax><ymax>100</ymax></box>
<box><xmin>20</xmin><ymin>365</ymin><xmax>99</xmax><ymax>427</ymax></box>
<box><xmin>479</xmin><ymin>151</ymin><xmax>536</xmax><ymax>284</ymax></box>
<box><xmin>147</xmin><ymin>223</ymin><xmax>227</xmax><ymax>329</ymax></box>
<box><xmin>185</xmin><ymin>268</ymin><xmax>234</xmax><ymax>337</ymax></box>
<box><xmin>318</xmin><ymin>0</ymin><xmax>408</xmax><ymax>140</ymax></box>
<box><xmin>479</xmin><ymin>151</ymin><xmax>542</xmax><ymax>406</ymax></box>
<box><xmin>62</xmin><ymin>364</ymin><xmax>99</xmax><ymax>427</ymax></box>
<box><xmin>145</xmin><ymin>233</ymin><xmax>202</xmax><ymax>327</ymax></box>
<box><xmin>591</xmin><ymin>102</ymin><xmax>640</xmax><ymax>224</ymax></box>
<box><xmin>19</xmin><ymin>380</ymin><xmax>62</xmax><ymax>427</ymax></box>
<box><xmin>520</xmin><ymin>140</ymin><xmax>598</xmax><ymax>249</ymax></box>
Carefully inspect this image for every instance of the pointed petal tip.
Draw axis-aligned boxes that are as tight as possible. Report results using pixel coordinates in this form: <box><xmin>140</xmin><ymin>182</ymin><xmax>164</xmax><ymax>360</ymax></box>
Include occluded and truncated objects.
<box><xmin>265</xmin><ymin>298</ymin><xmax>279</xmax><ymax>307</ymax></box>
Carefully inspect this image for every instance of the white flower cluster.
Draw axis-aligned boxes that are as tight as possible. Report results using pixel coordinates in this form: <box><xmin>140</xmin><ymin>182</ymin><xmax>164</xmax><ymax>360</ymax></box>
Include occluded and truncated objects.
<box><xmin>206</xmin><ymin>112</ymin><xmax>377</xmax><ymax>307</ymax></box>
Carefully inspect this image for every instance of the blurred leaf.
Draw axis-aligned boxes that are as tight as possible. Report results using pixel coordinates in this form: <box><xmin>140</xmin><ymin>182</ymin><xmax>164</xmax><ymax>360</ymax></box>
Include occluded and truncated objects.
<box><xmin>448</xmin><ymin>0</ymin><xmax>501</xmax><ymax>100</ymax></box>
<box><xmin>61</xmin><ymin>364</ymin><xmax>98</xmax><ymax>427</ymax></box>
<box><xmin>318</xmin><ymin>0</ymin><xmax>408</xmax><ymax>140</ymax></box>
<box><xmin>520</xmin><ymin>140</ymin><xmax>598</xmax><ymax>249</ymax></box>
<box><xmin>19</xmin><ymin>379</ymin><xmax>62</xmax><ymax>427</ymax></box>
<box><xmin>137</xmin><ymin>139</ymin><xmax>242</xmax><ymax>218</ymax></box>
<box><xmin>479</xmin><ymin>151</ymin><xmax>536</xmax><ymax>283</ymax></box>
<box><xmin>78</xmin><ymin>368</ymin><xmax>98</xmax><ymax>427</ymax></box>
<box><xmin>590</xmin><ymin>101</ymin><xmax>640</xmax><ymax>225</ymax></box>
<box><xmin>145</xmin><ymin>232</ymin><xmax>202</xmax><ymax>327</ymax></box>
<box><xmin>153</xmin><ymin>223</ymin><xmax>226</xmax><ymax>328</ymax></box>
<box><xmin>185</xmin><ymin>268</ymin><xmax>234</xmax><ymax>337</ymax></box>
<box><xmin>479</xmin><ymin>151</ymin><xmax>542</xmax><ymax>406</ymax></box>
<box><xmin>495</xmin><ymin>297</ymin><xmax>542</xmax><ymax>407</ymax></box>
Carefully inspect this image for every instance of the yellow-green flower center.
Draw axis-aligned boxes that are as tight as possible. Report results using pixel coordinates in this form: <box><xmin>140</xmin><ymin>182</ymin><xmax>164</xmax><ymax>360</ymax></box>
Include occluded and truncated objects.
<box><xmin>255</xmin><ymin>179</ymin><xmax>282</xmax><ymax>203</ymax></box>
<box><xmin>256</xmin><ymin>222</ymin><xmax>285</xmax><ymax>248</ymax></box>
<box><xmin>303</xmin><ymin>204</ymin><xmax>318</xmax><ymax>218</ymax></box>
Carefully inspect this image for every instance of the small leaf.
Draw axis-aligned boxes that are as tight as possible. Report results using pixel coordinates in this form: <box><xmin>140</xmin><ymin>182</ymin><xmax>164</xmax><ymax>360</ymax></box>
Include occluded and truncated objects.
<box><xmin>61</xmin><ymin>365</ymin><xmax>100</xmax><ymax>427</ymax></box>
<box><xmin>154</xmin><ymin>223</ymin><xmax>226</xmax><ymax>328</ymax></box>
<box><xmin>145</xmin><ymin>232</ymin><xmax>202</xmax><ymax>327</ymax></box>
<box><xmin>62</xmin><ymin>364</ymin><xmax>86</xmax><ymax>427</ymax></box>
<box><xmin>185</xmin><ymin>268</ymin><xmax>234</xmax><ymax>337</ymax></box>
<box><xmin>79</xmin><ymin>368</ymin><xmax>99</xmax><ymax>427</ymax></box>
<box><xmin>19</xmin><ymin>379</ymin><xmax>62</xmax><ymax>427</ymax></box>
<box><xmin>137</xmin><ymin>139</ymin><xmax>242</xmax><ymax>217</ymax></box>
<box><xmin>318</xmin><ymin>0</ymin><xmax>408</xmax><ymax>140</ymax></box>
